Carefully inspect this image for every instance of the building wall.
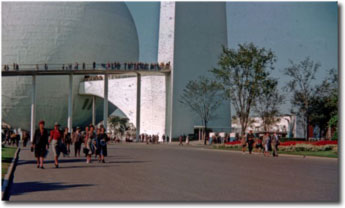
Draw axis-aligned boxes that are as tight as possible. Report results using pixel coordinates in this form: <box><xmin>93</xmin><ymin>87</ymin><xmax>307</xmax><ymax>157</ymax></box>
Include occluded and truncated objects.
<box><xmin>171</xmin><ymin>2</ymin><xmax>230</xmax><ymax>137</ymax></box>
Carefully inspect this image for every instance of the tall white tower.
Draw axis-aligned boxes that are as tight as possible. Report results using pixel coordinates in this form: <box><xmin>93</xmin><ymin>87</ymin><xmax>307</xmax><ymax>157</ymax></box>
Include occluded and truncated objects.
<box><xmin>158</xmin><ymin>2</ymin><xmax>230</xmax><ymax>139</ymax></box>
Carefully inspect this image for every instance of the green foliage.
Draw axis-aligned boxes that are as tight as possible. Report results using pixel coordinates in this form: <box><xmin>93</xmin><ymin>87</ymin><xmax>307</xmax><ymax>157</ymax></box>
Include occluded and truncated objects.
<box><xmin>179</xmin><ymin>76</ymin><xmax>223</xmax><ymax>128</ymax></box>
<box><xmin>283</xmin><ymin>57</ymin><xmax>329</xmax><ymax>139</ymax></box>
<box><xmin>211</xmin><ymin>43</ymin><xmax>276</xmax><ymax>135</ymax></box>
<box><xmin>254</xmin><ymin>78</ymin><xmax>284</xmax><ymax>131</ymax></box>
<box><xmin>309</xmin><ymin>68</ymin><xmax>338</xmax><ymax>138</ymax></box>
<box><xmin>108</xmin><ymin>116</ymin><xmax>130</xmax><ymax>135</ymax></box>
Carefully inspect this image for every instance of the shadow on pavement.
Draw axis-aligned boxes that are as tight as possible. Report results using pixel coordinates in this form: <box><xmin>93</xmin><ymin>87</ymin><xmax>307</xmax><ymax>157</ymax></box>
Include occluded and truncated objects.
<box><xmin>10</xmin><ymin>181</ymin><xmax>93</xmax><ymax>196</ymax></box>
<box><xmin>17</xmin><ymin>158</ymin><xmax>86</xmax><ymax>165</ymax></box>
<box><xmin>106</xmin><ymin>160</ymin><xmax>149</xmax><ymax>164</ymax></box>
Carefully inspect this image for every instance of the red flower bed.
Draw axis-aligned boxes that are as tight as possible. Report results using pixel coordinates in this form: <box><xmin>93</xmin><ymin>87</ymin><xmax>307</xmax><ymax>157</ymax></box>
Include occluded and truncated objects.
<box><xmin>279</xmin><ymin>140</ymin><xmax>337</xmax><ymax>146</ymax></box>
<box><xmin>225</xmin><ymin>140</ymin><xmax>338</xmax><ymax>146</ymax></box>
<box><xmin>225</xmin><ymin>141</ymin><xmax>241</xmax><ymax>145</ymax></box>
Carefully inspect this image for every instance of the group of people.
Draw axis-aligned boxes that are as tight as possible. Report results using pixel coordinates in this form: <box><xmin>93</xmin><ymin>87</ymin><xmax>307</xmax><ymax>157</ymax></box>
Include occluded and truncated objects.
<box><xmin>240</xmin><ymin>130</ymin><xmax>280</xmax><ymax>157</ymax></box>
<box><xmin>2</xmin><ymin>61</ymin><xmax>171</xmax><ymax>72</ymax></box>
<box><xmin>3</xmin><ymin>63</ymin><xmax>19</xmax><ymax>71</ymax></box>
<box><xmin>31</xmin><ymin>120</ymin><xmax>109</xmax><ymax>169</ymax></box>
<box><xmin>2</xmin><ymin>128</ymin><xmax>24</xmax><ymax>147</ymax></box>
<box><xmin>139</xmin><ymin>134</ymin><xmax>163</xmax><ymax>144</ymax></box>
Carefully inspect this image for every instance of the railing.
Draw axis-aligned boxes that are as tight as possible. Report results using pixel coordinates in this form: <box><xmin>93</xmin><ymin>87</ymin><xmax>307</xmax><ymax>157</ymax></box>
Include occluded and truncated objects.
<box><xmin>2</xmin><ymin>62</ymin><xmax>171</xmax><ymax>72</ymax></box>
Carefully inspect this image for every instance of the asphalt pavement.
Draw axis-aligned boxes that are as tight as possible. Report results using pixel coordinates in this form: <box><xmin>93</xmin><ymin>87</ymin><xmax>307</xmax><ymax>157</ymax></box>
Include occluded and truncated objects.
<box><xmin>8</xmin><ymin>143</ymin><xmax>339</xmax><ymax>202</ymax></box>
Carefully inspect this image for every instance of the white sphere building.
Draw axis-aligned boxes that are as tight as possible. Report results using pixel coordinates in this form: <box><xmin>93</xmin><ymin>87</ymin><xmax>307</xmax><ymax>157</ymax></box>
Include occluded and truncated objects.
<box><xmin>2</xmin><ymin>2</ymin><xmax>139</xmax><ymax>129</ymax></box>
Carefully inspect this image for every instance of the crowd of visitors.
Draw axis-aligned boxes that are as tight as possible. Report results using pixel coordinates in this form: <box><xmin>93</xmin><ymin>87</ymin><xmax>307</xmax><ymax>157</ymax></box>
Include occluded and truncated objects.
<box><xmin>30</xmin><ymin>120</ymin><xmax>110</xmax><ymax>169</ymax></box>
<box><xmin>239</xmin><ymin>130</ymin><xmax>280</xmax><ymax>157</ymax></box>
<box><xmin>2</xmin><ymin>61</ymin><xmax>171</xmax><ymax>71</ymax></box>
<box><xmin>139</xmin><ymin>134</ymin><xmax>163</xmax><ymax>144</ymax></box>
<box><xmin>2</xmin><ymin>127</ymin><xmax>22</xmax><ymax>147</ymax></box>
<box><xmin>208</xmin><ymin>130</ymin><xmax>280</xmax><ymax>157</ymax></box>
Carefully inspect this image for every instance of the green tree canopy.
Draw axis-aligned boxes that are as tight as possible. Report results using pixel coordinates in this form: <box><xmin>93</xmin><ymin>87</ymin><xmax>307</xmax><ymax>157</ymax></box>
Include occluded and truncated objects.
<box><xmin>179</xmin><ymin>76</ymin><xmax>223</xmax><ymax>134</ymax></box>
<box><xmin>211</xmin><ymin>43</ymin><xmax>276</xmax><ymax>136</ymax></box>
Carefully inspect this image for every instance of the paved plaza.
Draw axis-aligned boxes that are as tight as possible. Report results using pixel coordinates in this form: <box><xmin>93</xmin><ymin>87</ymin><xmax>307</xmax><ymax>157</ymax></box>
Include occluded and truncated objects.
<box><xmin>8</xmin><ymin>143</ymin><xmax>338</xmax><ymax>202</ymax></box>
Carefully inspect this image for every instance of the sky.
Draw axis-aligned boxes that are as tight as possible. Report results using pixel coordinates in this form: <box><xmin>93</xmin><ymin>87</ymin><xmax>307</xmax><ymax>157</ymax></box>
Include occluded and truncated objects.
<box><xmin>126</xmin><ymin>1</ymin><xmax>338</xmax><ymax>114</ymax></box>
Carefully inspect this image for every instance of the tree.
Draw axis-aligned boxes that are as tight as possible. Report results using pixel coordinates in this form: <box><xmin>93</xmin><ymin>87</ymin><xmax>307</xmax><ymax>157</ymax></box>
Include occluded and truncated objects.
<box><xmin>283</xmin><ymin>57</ymin><xmax>320</xmax><ymax>140</ymax></box>
<box><xmin>108</xmin><ymin>116</ymin><xmax>130</xmax><ymax>137</ymax></box>
<box><xmin>179</xmin><ymin>76</ymin><xmax>223</xmax><ymax>142</ymax></box>
<box><xmin>211</xmin><ymin>43</ymin><xmax>276</xmax><ymax>136</ymax></box>
<box><xmin>254</xmin><ymin>78</ymin><xmax>284</xmax><ymax>131</ymax></box>
<box><xmin>309</xmin><ymin>69</ymin><xmax>338</xmax><ymax>139</ymax></box>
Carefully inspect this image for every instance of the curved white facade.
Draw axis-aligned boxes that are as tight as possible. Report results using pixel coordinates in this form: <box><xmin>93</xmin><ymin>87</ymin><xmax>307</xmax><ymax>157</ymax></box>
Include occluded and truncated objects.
<box><xmin>79</xmin><ymin>76</ymin><xmax>166</xmax><ymax>136</ymax></box>
<box><xmin>2</xmin><ymin>2</ymin><xmax>139</xmax><ymax>129</ymax></box>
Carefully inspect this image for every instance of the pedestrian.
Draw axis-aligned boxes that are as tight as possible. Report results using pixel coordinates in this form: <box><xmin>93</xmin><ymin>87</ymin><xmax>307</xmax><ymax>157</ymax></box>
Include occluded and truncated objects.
<box><xmin>63</xmin><ymin>127</ymin><xmax>71</xmax><ymax>155</ymax></box>
<box><xmin>44</xmin><ymin>63</ymin><xmax>48</xmax><ymax>70</ymax></box>
<box><xmin>86</xmin><ymin>125</ymin><xmax>96</xmax><ymax>163</ymax></box>
<box><xmin>62</xmin><ymin>64</ymin><xmax>65</xmax><ymax>70</ymax></box>
<box><xmin>49</xmin><ymin>122</ymin><xmax>63</xmax><ymax>168</ymax></box>
<box><xmin>179</xmin><ymin>135</ymin><xmax>183</xmax><ymax>146</ymax></box>
<box><xmin>82</xmin><ymin>62</ymin><xmax>86</xmax><ymax>70</ymax></box>
<box><xmin>82</xmin><ymin>126</ymin><xmax>89</xmax><ymax>157</ymax></box>
<box><xmin>186</xmin><ymin>135</ymin><xmax>189</xmax><ymax>145</ymax></box>
<box><xmin>271</xmin><ymin>132</ymin><xmax>280</xmax><ymax>157</ymax></box>
<box><xmin>22</xmin><ymin>130</ymin><xmax>29</xmax><ymax>147</ymax></box>
<box><xmin>74</xmin><ymin>62</ymin><xmax>79</xmax><ymax>70</ymax></box>
<box><xmin>97</xmin><ymin>126</ymin><xmax>108</xmax><ymax>163</ymax></box>
<box><xmin>263</xmin><ymin>132</ymin><xmax>271</xmax><ymax>157</ymax></box>
<box><xmin>73</xmin><ymin>127</ymin><xmax>82</xmax><ymax>157</ymax></box>
<box><xmin>255</xmin><ymin>135</ymin><xmax>264</xmax><ymax>153</ymax></box>
<box><xmin>93</xmin><ymin>62</ymin><xmax>96</xmax><ymax>69</ymax></box>
<box><xmin>31</xmin><ymin>120</ymin><xmax>49</xmax><ymax>169</ymax></box>
<box><xmin>246</xmin><ymin>130</ymin><xmax>255</xmax><ymax>154</ymax></box>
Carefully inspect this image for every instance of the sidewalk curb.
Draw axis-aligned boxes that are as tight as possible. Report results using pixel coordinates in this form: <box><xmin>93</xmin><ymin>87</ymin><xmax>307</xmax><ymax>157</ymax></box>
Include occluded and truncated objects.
<box><xmin>2</xmin><ymin>147</ymin><xmax>20</xmax><ymax>201</ymax></box>
<box><xmin>198</xmin><ymin>145</ymin><xmax>338</xmax><ymax>160</ymax></box>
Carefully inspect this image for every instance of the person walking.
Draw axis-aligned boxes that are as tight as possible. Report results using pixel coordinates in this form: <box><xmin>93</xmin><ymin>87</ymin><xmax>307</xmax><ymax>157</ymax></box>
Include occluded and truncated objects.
<box><xmin>82</xmin><ymin>126</ymin><xmax>89</xmax><ymax>157</ymax></box>
<box><xmin>271</xmin><ymin>132</ymin><xmax>280</xmax><ymax>157</ymax></box>
<box><xmin>179</xmin><ymin>136</ymin><xmax>183</xmax><ymax>146</ymax></box>
<box><xmin>246</xmin><ymin>130</ymin><xmax>255</xmax><ymax>154</ymax></box>
<box><xmin>49</xmin><ymin>122</ymin><xmax>63</xmax><ymax>168</ymax></box>
<box><xmin>97</xmin><ymin>126</ymin><xmax>108</xmax><ymax>163</ymax></box>
<box><xmin>86</xmin><ymin>125</ymin><xmax>96</xmax><ymax>163</ymax></box>
<box><xmin>263</xmin><ymin>132</ymin><xmax>271</xmax><ymax>157</ymax></box>
<box><xmin>63</xmin><ymin>127</ymin><xmax>72</xmax><ymax>155</ymax></box>
<box><xmin>32</xmin><ymin>120</ymin><xmax>49</xmax><ymax>169</ymax></box>
<box><xmin>22</xmin><ymin>130</ymin><xmax>29</xmax><ymax>147</ymax></box>
<box><xmin>73</xmin><ymin>127</ymin><xmax>83</xmax><ymax>157</ymax></box>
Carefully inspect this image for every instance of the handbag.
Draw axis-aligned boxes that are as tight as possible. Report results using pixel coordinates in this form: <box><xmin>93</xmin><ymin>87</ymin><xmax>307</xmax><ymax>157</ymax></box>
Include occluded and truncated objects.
<box><xmin>83</xmin><ymin>147</ymin><xmax>89</xmax><ymax>155</ymax></box>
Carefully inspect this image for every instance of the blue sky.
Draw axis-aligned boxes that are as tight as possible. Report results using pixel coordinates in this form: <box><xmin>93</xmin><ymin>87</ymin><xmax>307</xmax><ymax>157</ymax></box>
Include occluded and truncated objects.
<box><xmin>126</xmin><ymin>2</ymin><xmax>338</xmax><ymax>114</ymax></box>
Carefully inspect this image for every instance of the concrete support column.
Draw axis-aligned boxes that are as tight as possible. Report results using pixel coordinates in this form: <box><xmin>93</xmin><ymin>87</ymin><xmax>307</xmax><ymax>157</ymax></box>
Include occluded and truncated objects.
<box><xmin>68</xmin><ymin>74</ymin><xmax>73</xmax><ymax>134</ymax></box>
<box><xmin>92</xmin><ymin>96</ymin><xmax>96</xmax><ymax>126</ymax></box>
<box><xmin>30</xmin><ymin>75</ymin><xmax>36</xmax><ymax>142</ymax></box>
<box><xmin>103</xmin><ymin>73</ymin><xmax>109</xmax><ymax>130</ymax></box>
<box><xmin>136</xmin><ymin>73</ymin><xmax>141</xmax><ymax>142</ymax></box>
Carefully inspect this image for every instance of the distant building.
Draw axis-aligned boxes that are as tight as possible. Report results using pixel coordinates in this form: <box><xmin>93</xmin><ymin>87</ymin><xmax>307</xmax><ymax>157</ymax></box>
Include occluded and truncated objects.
<box><xmin>231</xmin><ymin>115</ymin><xmax>305</xmax><ymax>138</ymax></box>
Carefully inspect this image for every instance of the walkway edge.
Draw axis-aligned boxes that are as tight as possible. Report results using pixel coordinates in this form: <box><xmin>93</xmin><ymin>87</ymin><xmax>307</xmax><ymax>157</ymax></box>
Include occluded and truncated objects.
<box><xmin>201</xmin><ymin>146</ymin><xmax>338</xmax><ymax>160</ymax></box>
<box><xmin>2</xmin><ymin>147</ymin><xmax>20</xmax><ymax>201</ymax></box>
